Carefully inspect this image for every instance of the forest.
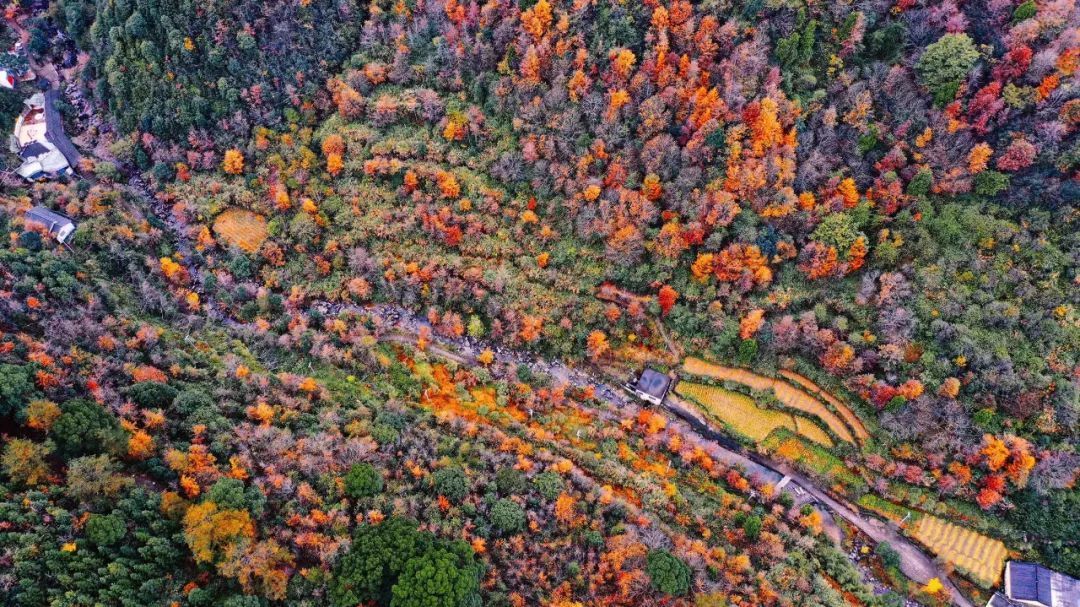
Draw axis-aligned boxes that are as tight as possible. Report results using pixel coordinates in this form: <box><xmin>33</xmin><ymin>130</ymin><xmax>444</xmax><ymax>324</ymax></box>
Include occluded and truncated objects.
<box><xmin>1</xmin><ymin>0</ymin><xmax>1077</xmax><ymax>605</ymax></box>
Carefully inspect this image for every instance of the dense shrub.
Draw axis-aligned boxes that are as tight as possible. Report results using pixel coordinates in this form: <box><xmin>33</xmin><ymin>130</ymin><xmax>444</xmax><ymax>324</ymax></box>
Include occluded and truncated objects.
<box><xmin>331</xmin><ymin>518</ymin><xmax>479</xmax><ymax>607</ymax></box>
<box><xmin>489</xmin><ymin>499</ymin><xmax>526</xmax><ymax>535</ymax></box>
<box><xmin>533</xmin><ymin>472</ymin><xmax>565</xmax><ymax>501</ymax></box>
<box><xmin>433</xmin><ymin>468</ymin><xmax>469</xmax><ymax>503</ymax></box>
<box><xmin>128</xmin><ymin>382</ymin><xmax>178</xmax><ymax>409</ymax></box>
<box><xmin>85</xmin><ymin>513</ymin><xmax>126</xmax><ymax>546</ymax></box>
<box><xmin>646</xmin><ymin>550</ymin><xmax>692</xmax><ymax>596</ymax></box>
<box><xmin>917</xmin><ymin>34</ymin><xmax>980</xmax><ymax>106</ymax></box>
<box><xmin>494</xmin><ymin>468</ymin><xmax>526</xmax><ymax>496</ymax></box>
<box><xmin>52</xmin><ymin>399</ymin><xmax>126</xmax><ymax>457</ymax></box>
<box><xmin>344</xmin><ymin>463</ymin><xmax>384</xmax><ymax>499</ymax></box>
<box><xmin>0</xmin><ymin>364</ymin><xmax>35</xmax><ymax>417</ymax></box>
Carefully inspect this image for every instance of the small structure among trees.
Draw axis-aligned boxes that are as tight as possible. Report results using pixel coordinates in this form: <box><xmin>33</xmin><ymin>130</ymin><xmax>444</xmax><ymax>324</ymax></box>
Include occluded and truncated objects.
<box><xmin>24</xmin><ymin>206</ymin><xmax>76</xmax><ymax>243</ymax></box>
<box><xmin>986</xmin><ymin>561</ymin><xmax>1080</xmax><ymax>607</ymax></box>
<box><xmin>0</xmin><ymin>42</ymin><xmax>35</xmax><ymax>89</ymax></box>
<box><xmin>630</xmin><ymin>368</ymin><xmax>674</xmax><ymax>406</ymax></box>
<box><xmin>9</xmin><ymin>93</ymin><xmax>74</xmax><ymax>181</ymax></box>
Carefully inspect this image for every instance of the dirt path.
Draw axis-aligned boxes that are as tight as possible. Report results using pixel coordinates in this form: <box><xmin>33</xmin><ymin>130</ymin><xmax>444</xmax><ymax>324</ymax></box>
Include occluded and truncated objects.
<box><xmin>774</xmin><ymin>462</ymin><xmax>974</xmax><ymax>607</ymax></box>
<box><xmin>123</xmin><ymin>172</ymin><xmax>974</xmax><ymax>607</ymax></box>
<box><xmin>40</xmin><ymin>34</ymin><xmax>971</xmax><ymax>606</ymax></box>
<box><xmin>9</xmin><ymin>6</ymin><xmax>980</xmax><ymax>603</ymax></box>
<box><xmin>8</xmin><ymin>17</ymin><xmax>58</xmax><ymax>85</ymax></box>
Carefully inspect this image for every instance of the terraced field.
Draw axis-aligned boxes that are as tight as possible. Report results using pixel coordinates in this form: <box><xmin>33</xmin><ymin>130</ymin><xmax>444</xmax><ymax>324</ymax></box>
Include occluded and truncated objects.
<box><xmin>676</xmin><ymin>382</ymin><xmax>834</xmax><ymax>447</ymax></box>
<box><xmin>792</xmin><ymin>417</ymin><xmax>834</xmax><ymax>447</ymax></box>
<box><xmin>683</xmin><ymin>357</ymin><xmax>861</xmax><ymax>445</ymax></box>
<box><xmin>913</xmin><ymin>515</ymin><xmax>1007</xmax><ymax>587</ymax></box>
<box><xmin>858</xmin><ymin>494</ymin><xmax>919</xmax><ymax>524</ymax></box>
<box><xmin>778</xmin><ymin>369</ymin><xmax>871</xmax><ymax>442</ymax></box>
<box><xmin>766</xmin><ymin>431</ymin><xmax>867</xmax><ymax>491</ymax></box>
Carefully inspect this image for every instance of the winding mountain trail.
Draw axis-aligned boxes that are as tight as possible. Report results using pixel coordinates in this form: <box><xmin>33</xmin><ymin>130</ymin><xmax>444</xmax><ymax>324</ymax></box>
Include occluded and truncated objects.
<box><xmin>30</xmin><ymin>38</ymin><xmax>973</xmax><ymax>605</ymax></box>
<box><xmin>129</xmin><ymin>192</ymin><xmax>972</xmax><ymax>606</ymax></box>
<box><xmin>104</xmin><ymin>161</ymin><xmax>972</xmax><ymax>607</ymax></box>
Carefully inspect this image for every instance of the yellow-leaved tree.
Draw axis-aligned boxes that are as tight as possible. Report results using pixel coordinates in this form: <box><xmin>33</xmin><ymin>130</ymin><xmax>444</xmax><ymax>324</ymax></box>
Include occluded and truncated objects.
<box><xmin>182</xmin><ymin>501</ymin><xmax>255</xmax><ymax>563</ymax></box>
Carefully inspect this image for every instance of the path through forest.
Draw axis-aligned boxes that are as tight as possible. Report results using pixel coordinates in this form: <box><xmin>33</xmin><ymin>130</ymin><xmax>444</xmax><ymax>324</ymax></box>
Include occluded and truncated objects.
<box><xmin>33</xmin><ymin>37</ymin><xmax>973</xmax><ymax>606</ymax></box>
<box><xmin>122</xmin><ymin>174</ymin><xmax>975</xmax><ymax>607</ymax></box>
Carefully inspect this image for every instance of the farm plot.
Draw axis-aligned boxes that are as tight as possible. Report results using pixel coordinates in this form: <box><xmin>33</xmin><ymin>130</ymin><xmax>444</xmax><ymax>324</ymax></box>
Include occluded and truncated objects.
<box><xmin>792</xmin><ymin>417</ymin><xmax>834</xmax><ymax>447</ymax></box>
<box><xmin>766</xmin><ymin>431</ymin><xmax>866</xmax><ymax>491</ymax></box>
<box><xmin>778</xmin><ymin>369</ymin><xmax>870</xmax><ymax>441</ymax></box>
<box><xmin>683</xmin><ymin>357</ymin><xmax>859</xmax><ymax>445</ymax></box>
<box><xmin>857</xmin><ymin>494</ymin><xmax>918</xmax><ymax>524</ymax></box>
<box><xmin>213</xmin><ymin>208</ymin><xmax>269</xmax><ymax>253</ymax></box>
<box><xmin>913</xmin><ymin>515</ymin><xmax>1007</xmax><ymax>587</ymax></box>
<box><xmin>676</xmin><ymin>382</ymin><xmax>833</xmax><ymax>447</ymax></box>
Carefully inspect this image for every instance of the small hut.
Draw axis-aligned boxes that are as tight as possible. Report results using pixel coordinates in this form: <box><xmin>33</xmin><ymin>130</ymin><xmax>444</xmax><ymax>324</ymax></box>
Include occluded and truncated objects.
<box><xmin>631</xmin><ymin>368</ymin><xmax>674</xmax><ymax>406</ymax></box>
<box><xmin>24</xmin><ymin>206</ymin><xmax>76</xmax><ymax>243</ymax></box>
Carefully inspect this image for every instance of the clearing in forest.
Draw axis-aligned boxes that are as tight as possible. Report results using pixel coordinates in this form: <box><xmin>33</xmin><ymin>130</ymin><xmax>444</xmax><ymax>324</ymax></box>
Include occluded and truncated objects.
<box><xmin>683</xmin><ymin>357</ymin><xmax>860</xmax><ymax>445</ymax></box>
<box><xmin>213</xmin><ymin>208</ymin><xmax>268</xmax><ymax>253</ymax></box>
<box><xmin>676</xmin><ymin>382</ymin><xmax>834</xmax><ymax>447</ymax></box>
<box><xmin>766</xmin><ymin>432</ymin><xmax>866</xmax><ymax>492</ymax></box>
<box><xmin>913</xmin><ymin>515</ymin><xmax>1007</xmax><ymax>587</ymax></box>
<box><xmin>778</xmin><ymin>369</ymin><xmax>870</xmax><ymax>441</ymax></box>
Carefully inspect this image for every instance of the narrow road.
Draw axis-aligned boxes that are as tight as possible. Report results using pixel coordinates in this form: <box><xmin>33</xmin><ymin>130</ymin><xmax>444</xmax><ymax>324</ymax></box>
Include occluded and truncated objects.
<box><xmin>45</xmin><ymin>46</ymin><xmax>973</xmax><ymax>607</ymax></box>
<box><xmin>133</xmin><ymin>202</ymin><xmax>972</xmax><ymax>606</ymax></box>
<box><xmin>775</xmin><ymin>463</ymin><xmax>973</xmax><ymax>607</ymax></box>
<box><xmin>303</xmin><ymin>305</ymin><xmax>975</xmax><ymax>606</ymax></box>
<box><xmin>43</xmin><ymin>88</ymin><xmax>81</xmax><ymax>169</ymax></box>
<box><xmin>13</xmin><ymin>9</ymin><xmax>972</xmax><ymax>605</ymax></box>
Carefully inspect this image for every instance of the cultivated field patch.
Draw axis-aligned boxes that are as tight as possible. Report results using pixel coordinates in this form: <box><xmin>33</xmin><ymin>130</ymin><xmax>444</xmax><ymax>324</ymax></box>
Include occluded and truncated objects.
<box><xmin>913</xmin><ymin>515</ymin><xmax>1007</xmax><ymax>587</ymax></box>
<box><xmin>676</xmin><ymin>382</ymin><xmax>833</xmax><ymax>447</ymax></box>
<box><xmin>766</xmin><ymin>431</ymin><xmax>866</xmax><ymax>492</ymax></box>
<box><xmin>778</xmin><ymin>369</ymin><xmax>871</xmax><ymax>441</ymax></box>
<box><xmin>683</xmin><ymin>357</ymin><xmax>859</xmax><ymax>445</ymax></box>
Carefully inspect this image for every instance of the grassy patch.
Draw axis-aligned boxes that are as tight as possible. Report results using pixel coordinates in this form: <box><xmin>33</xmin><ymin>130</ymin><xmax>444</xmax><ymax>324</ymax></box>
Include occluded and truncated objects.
<box><xmin>213</xmin><ymin>208</ymin><xmax>268</xmax><ymax>253</ymax></box>
<box><xmin>764</xmin><ymin>429</ymin><xmax>865</xmax><ymax>491</ymax></box>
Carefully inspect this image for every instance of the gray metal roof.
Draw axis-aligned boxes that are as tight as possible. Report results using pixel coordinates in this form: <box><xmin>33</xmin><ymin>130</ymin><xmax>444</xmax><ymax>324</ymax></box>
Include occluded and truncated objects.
<box><xmin>635</xmin><ymin>369</ymin><xmax>672</xmax><ymax>399</ymax></box>
<box><xmin>1006</xmin><ymin>561</ymin><xmax>1080</xmax><ymax>607</ymax></box>
<box><xmin>986</xmin><ymin>593</ymin><xmax>1023</xmax><ymax>607</ymax></box>
<box><xmin>24</xmin><ymin>206</ymin><xmax>74</xmax><ymax>232</ymax></box>
<box><xmin>43</xmin><ymin>89</ymin><xmax>81</xmax><ymax>169</ymax></box>
<box><xmin>20</xmin><ymin>140</ymin><xmax>49</xmax><ymax>159</ymax></box>
<box><xmin>1013</xmin><ymin>562</ymin><xmax>1052</xmax><ymax>605</ymax></box>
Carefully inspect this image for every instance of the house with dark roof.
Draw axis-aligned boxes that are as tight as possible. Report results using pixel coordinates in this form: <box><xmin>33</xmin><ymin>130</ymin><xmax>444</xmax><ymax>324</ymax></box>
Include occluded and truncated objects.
<box><xmin>24</xmin><ymin>206</ymin><xmax>76</xmax><ymax>244</ymax></box>
<box><xmin>8</xmin><ymin>92</ymin><xmax>77</xmax><ymax>181</ymax></box>
<box><xmin>985</xmin><ymin>562</ymin><xmax>1080</xmax><ymax>607</ymax></box>
<box><xmin>631</xmin><ymin>368</ymin><xmax>674</xmax><ymax>406</ymax></box>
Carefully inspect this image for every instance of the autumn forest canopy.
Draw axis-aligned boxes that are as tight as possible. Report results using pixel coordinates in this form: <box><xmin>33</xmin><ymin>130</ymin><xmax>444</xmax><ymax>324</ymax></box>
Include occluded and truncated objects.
<box><xmin>0</xmin><ymin>0</ymin><xmax>1077</xmax><ymax>606</ymax></box>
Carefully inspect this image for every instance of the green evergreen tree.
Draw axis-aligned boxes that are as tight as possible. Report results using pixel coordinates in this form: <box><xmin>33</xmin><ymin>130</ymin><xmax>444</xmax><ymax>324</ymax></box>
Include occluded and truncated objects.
<box><xmin>646</xmin><ymin>549</ymin><xmax>692</xmax><ymax>596</ymax></box>
<box><xmin>917</xmin><ymin>34</ymin><xmax>980</xmax><ymax>105</ymax></box>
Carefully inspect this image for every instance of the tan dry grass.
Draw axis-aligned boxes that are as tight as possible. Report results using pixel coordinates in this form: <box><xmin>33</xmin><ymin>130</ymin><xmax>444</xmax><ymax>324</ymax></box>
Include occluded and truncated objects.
<box><xmin>913</xmin><ymin>515</ymin><xmax>1007</xmax><ymax>586</ymax></box>
<box><xmin>779</xmin><ymin>369</ymin><xmax>870</xmax><ymax>441</ymax></box>
<box><xmin>213</xmin><ymin>209</ymin><xmax>268</xmax><ymax>253</ymax></box>
<box><xmin>676</xmin><ymin>382</ymin><xmax>833</xmax><ymax>447</ymax></box>
<box><xmin>683</xmin><ymin>357</ymin><xmax>857</xmax><ymax>445</ymax></box>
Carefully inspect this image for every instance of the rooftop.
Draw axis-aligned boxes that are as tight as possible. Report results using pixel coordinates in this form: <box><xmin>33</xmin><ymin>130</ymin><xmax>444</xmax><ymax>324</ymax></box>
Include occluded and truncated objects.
<box><xmin>1005</xmin><ymin>561</ymin><xmax>1080</xmax><ymax>607</ymax></box>
<box><xmin>635</xmin><ymin>369</ymin><xmax>672</xmax><ymax>400</ymax></box>
<box><xmin>20</xmin><ymin>140</ymin><xmax>50</xmax><ymax>159</ymax></box>
<box><xmin>10</xmin><ymin>90</ymin><xmax>78</xmax><ymax>180</ymax></box>
<box><xmin>987</xmin><ymin>593</ymin><xmax>1023</xmax><ymax>607</ymax></box>
<box><xmin>25</xmin><ymin>206</ymin><xmax>73</xmax><ymax>227</ymax></box>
